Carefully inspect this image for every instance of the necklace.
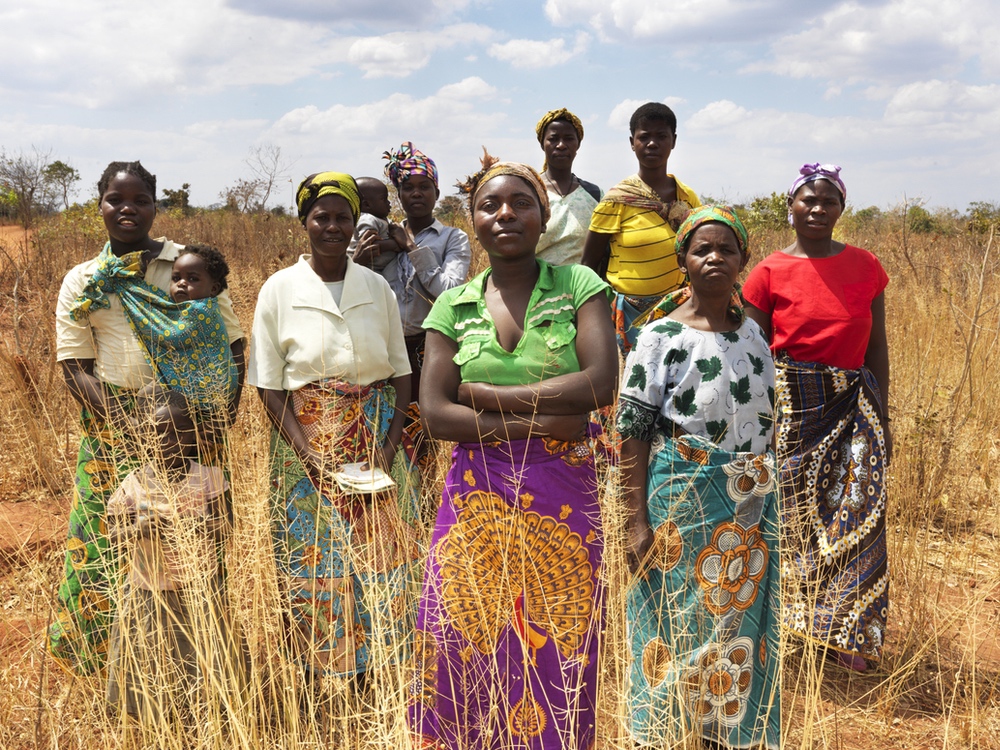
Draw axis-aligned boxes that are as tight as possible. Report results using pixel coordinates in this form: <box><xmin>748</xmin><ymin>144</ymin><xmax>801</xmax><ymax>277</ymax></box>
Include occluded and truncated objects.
<box><xmin>543</xmin><ymin>172</ymin><xmax>577</xmax><ymax>198</ymax></box>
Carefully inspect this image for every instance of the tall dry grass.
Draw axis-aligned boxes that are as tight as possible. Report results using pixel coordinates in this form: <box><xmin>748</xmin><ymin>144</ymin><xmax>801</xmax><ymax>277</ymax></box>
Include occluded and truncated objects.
<box><xmin>0</xmin><ymin>207</ymin><xmax>997</xmax><ymax>749</ymax></box>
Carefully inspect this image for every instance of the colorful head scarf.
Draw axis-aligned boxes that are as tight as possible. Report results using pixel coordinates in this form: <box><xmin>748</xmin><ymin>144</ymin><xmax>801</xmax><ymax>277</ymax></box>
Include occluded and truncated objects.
<box><xmin>457</xmin><ymin>149</ymin><xmax>551</xmax><ymax>226</ymax></box>
<box><xmin>295</xmin><ymin>172</ymin><xmax>361</xmax><ymax>224</ymax></box>
<box><xmin>788</xmin><ymin>163</ymin><xmax>847</xmax><ymax>203</ymax></box>
<box><xmin>383</xmin><ymin>142</ymin><xmax>439</xmax><ymax>189</ymax></box>
<box><xmin>534</xmin><ymin>108</ymin><xmax>584</xmax><ymax>144</ymax></box>
<box><xmin>675</xmin><ymin>204</ymin><xmax>749</xmax><ymax>260</ymax></box>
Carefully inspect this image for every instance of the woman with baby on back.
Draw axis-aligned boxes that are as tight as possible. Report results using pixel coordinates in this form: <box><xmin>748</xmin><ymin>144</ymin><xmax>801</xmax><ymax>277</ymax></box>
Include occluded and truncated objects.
<box><xmin>51</xmin><ymin>160</ymin><xmax>245</xmax><ymax>675</ymax></box>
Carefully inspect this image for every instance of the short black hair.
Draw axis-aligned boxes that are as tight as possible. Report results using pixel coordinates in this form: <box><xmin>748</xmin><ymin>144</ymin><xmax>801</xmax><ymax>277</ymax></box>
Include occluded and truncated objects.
<box><xmin>178</xmin><ymin>244</ymin><xmax>229</xmax><ymax>291</ymax></box>
<box><xmin>356</xmin><ymin>176</ymin><xmax>388</xmax><ymax>197</ymax></box>
<box><xmin>629</xmin><ymin>102</ymin><xmax>677</xmax><ymax>136</ymax></box>
<box><xmin>97</xmin><ymin>161</ymin><xmax>157</xmax><ymax>198</ymax></box>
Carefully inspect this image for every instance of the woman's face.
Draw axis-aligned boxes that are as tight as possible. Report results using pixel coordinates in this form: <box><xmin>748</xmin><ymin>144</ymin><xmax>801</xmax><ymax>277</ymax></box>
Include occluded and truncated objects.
<box><xmin>305</xmin><ymin>194</ymin><xmax>356</xmax><ymax>261</ymax></box>
<box><xmin>101</xmin><ymin>172</ymin><xmax>156</xmax><ymax>248</ymax></box>
<box><xmin>788</xmin><ymin>179</ymin><xmax>844</xmax><ymax>239</ymax></box>
<box><xmin>678</xmin><ymin>222</ymin><xmax>745</xmax><ymax>294</ymax></box>
<box><xmin>541</xmin><ymin>120</ymin><xmax>580</xmax><ymax>171</ymax></box>
<box><xmin>473</xmin><ymin>175</ymin><xmax>544</xmax><ymax>261</ymax></box>
<box><xmin>398</xmin><ymin>174</ymin><xmax>439</xmax><ymax>222</ymax></box>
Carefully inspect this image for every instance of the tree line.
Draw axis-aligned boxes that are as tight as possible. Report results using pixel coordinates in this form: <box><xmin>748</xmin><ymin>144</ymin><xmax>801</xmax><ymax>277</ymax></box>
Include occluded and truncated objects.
<box><xmin>4</xmin><ymin>144</ymin><xmax>998</xmax><ymax>235</ymax></box>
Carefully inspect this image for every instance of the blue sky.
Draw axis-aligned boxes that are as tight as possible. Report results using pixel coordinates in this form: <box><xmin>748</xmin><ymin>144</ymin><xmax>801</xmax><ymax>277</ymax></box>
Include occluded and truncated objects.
<box><xmin>2</xmin><ymin>0</ymin><xmax>997</xmax><ymax>212</ymax></box>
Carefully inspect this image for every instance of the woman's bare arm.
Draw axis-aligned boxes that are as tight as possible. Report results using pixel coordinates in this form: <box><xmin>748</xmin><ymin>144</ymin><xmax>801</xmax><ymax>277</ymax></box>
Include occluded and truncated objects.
<box><xmin>457</xmin><ymin>293</ymin><xmax>618</xmax><ymax>415</ymax></box>
<box><xmin>744</xmin><ymin>301</ymin><xmax>772</xmax><ymax>343</ymax></box>
<box><xmin>420</xmin><ymin>330</ymin><xmax>588</xmax><ymax>444</ymax></box>
<box><xmin>581</xmin><ymin>231</ymin><xmax>611</xmax><ymax>276</ymax></box>
<box><xmin>256</xmin><ymin>387</ymin><xmax>327</xmax><ymax>484</ymax></box>
<box><xmin>864</xmin><ymin>293</ymin><xmax>892</xmax><ymax>463</ymax></box>
<box><xmin>621</xmin><ymin>436</ymin><xmax>653</xmax><ymax>574</ymax></box>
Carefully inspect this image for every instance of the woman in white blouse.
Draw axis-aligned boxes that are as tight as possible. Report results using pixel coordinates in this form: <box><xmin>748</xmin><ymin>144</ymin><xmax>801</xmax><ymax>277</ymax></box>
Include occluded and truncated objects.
<box><xmin>248</xmin><ymin>171</ymin><xmax>419</xmax><ymax>684</ymax></box>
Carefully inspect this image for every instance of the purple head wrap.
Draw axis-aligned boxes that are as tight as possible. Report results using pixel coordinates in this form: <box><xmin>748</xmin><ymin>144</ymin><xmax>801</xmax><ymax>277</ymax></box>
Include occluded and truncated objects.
<box><xmin>788</xmin><ymin>163</ymin><xmax>846</xmax><ymax>225</ymax></box>
<box><xmin>789</xmin><ymin>163</ymin><xmax>846</xmax><ymax>202</ymax></box>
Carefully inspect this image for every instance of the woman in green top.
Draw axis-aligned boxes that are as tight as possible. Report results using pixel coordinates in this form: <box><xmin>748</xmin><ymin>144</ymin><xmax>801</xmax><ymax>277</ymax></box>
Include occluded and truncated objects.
<box><xmin>408</xmin><ymin>154</ymin><xmax>617</xmax><ymax>750</ymax></box>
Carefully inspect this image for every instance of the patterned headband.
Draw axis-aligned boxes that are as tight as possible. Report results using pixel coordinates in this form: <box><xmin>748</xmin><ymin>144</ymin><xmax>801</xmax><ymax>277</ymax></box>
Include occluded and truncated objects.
<box><xmin>457</xmin><ymin>149</ymin><xmax>551</xmax><ymax>226</ymax></box>
<box><xmin>383</xmin><ymin>142</ymin><xmax>439</xmax><ymax>189</ymax></box>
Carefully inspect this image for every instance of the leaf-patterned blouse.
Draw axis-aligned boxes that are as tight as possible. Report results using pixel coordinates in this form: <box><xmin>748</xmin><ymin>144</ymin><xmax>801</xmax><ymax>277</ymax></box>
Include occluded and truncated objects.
<box><xmin>618</xmin><ymin>316</ymin><xmax>775</xmax><ymax>454</ymax></box>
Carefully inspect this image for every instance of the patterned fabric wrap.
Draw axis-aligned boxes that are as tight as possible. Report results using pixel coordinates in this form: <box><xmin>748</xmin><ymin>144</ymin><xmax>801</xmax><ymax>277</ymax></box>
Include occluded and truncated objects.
<box><xmin>611</xmin><ymin>292</ymin><xmax>662</xmax><ymax>355</ymax></box>
<box><xmin>675</xmin><ymin>204</ymin><xmax>748</xmax><ymax>260</ymax></box>
<box><xmin>409</xmin><ymin>433</ymin><xmax>604</xmax><ymax>750</ymax></box>
<box><xmin>68</xmin><ymin>243</ymin><xmax>237</xmax><ymax>413</ymax></box>
<box><xmin>383</xmin><ymin>142</ymin><xmax>439</xmax><ymax>189</ymax></box>
<box><xmin>269</xmin><ymin>378</ymin><xmax>421</xmax><ymax>676</ymax></box>
<box><xmin>627</xmin><ymin>432</ymin><xmax>780</xmax><ymax>749</ymax></box>
<box><xmin>603</xmin><ymin>175</ymin><xmax>691</xmax><ymax>226</ymax></box>
<box><xmin>296</xmin><ymin>171</ymin><xmax>361</xmax><ymax>223</ymax></box>
<box><xmin>48</xmin><ymin>388</ymin><xmax>138</xmax><ymax>674</ymax></box>
<box><xmin>776</xmin><ymin>356</ymin><xmax>888</xmax><ymax>661</ymax></box>
<box><xmin>534</xmin><ymin>107</ymin><xmax>584</xmax><ymax>144</ymax></box>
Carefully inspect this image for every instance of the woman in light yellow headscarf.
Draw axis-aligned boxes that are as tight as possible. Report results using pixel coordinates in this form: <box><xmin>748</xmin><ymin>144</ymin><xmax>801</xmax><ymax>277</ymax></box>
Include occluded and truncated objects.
<box><xmin>533</xmin><ymin>108</ymin><xmax>603</xmax><ymax>265</ymax></box>
<box><xmin>248</xmin><ymin>170</ymin><xmax>421</xmax><ymax>682</ymax></box>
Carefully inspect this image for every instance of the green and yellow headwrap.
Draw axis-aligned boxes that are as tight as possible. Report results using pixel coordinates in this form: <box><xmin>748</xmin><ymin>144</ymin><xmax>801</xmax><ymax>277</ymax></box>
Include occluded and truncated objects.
<box><xmin>675</xmin><ymin>204</ymin><xmax>749</xmax><ymax>260</ymax></box>
<box><xmin>295</xmin><ymin>171</ymin><xmax>361</xmax><ymax>224</ymax></box>
<box><xmin>534</xmin><ymin>108</ymin><xmax>584</xmax><ymax>144</ymax></box>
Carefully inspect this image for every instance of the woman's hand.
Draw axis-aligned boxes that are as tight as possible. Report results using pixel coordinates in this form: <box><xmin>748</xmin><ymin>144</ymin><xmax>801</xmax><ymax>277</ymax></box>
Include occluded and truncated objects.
<box><xmin>303</xmin><ymin>448</ymin><xmax>337</xmax><ymax>494</ymax></box>
<box><xmin>883</xmin><ymin>421</ymin><xmax>894</xmax><ymax>466</ymax></box>
<box><xmin>625</xmin><ymin>517</ymin><xmax>654</xmax><ymax>576</ymax></box>
<box><xmin>352</xmin><ymin>228</ymin><xmax>381</xmax><ymax>266</ymax></box>
<box><xmin>536</xmin><ymin>413</ymin><xmax>588</xmax><ymax>441</ymax></box>
<box><xmin>363</xmin><ymin>440</ymin><xmax>398</xmax><ymax>474</ymax></box>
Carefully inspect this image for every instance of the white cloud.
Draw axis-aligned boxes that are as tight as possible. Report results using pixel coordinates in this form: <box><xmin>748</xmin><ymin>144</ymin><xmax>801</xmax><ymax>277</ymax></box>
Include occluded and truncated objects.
<box><xmin>680</xmin><ymin>86</ymin><xmax>1000</xmax><ymax>207</ymax></box>
<box><xmin>544</xmin><ymin>0</ymin><xmax>816</xmax><ymax>43</ymax></box>
<box><xmin>745</xmin><ymin>0</ymin><xmax>1000</xmax><ymax>85</ymax></box>
<box><xmin>225</xmin><ymin>0</ymin><xmax>472</xmax><ymax>27</ymax></box>
<box><xmin>266</xmin><ymin>78</ymin><xmax>508</xmax><ymax>189</ymax></box>
<box><xmin>688</xmin><ymin>101</ymin><xmax>750</xmax><ymax>130</ymax></box>
<box><xmin>347</xmin><ymin>24</ymin><xmax>493</xmax><ymax>78</ymax></box>
<box><xmin>884</xmin><ymin>80</ymin><xmax>1000</xmax><ymax>133</ymax></box>
<box><xmin>183</xmin><ymin>120</ymin><xmax>271</xmax><ymax>140</ymax></box>
<box><xmin>488</xmin><ymin>32</ymin><xmax>589</xmax><ymax>69</ymax></box>
<box><xmin>0</xmin><ymin>1</ymin><xmax>343</xmax><ymax>109</ymax></box>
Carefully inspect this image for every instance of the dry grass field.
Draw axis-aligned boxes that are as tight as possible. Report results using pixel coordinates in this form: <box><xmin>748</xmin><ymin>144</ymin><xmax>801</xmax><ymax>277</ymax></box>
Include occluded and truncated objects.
<box><xmin>0</xmin><ymin>206</ymin><xmax>997</xmax><ymax>749</ymax></box>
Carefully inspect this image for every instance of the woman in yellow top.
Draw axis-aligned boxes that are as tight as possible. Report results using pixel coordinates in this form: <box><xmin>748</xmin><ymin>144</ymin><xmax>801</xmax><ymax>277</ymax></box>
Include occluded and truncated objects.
<box><xmin>582</xmin><ymin>102</ymin><xmax>700</xmax><ymax>354</ymax></box>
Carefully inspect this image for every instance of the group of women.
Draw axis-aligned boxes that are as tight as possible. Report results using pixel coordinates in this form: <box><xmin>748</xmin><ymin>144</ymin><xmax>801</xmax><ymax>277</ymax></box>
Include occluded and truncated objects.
<box><xmin>49</xmin><ymin>101</ymin><xmax>890</xmax><ymax>750</ymax></box>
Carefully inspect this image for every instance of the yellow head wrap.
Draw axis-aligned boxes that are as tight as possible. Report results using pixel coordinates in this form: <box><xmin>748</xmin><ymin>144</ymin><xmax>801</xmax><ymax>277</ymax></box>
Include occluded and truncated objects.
<box><xmin>534</xmin><ymin>108</ymin><xmax>584</xmax><ymax>144</ymax></box>
<box><xmin>295</xmin><ymin>171</ymin><xmax>361</xmax><ymax>224</ymax></box>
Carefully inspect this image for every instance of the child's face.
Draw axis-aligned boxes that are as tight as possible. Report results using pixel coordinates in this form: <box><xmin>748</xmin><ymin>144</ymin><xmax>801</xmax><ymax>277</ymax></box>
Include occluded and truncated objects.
<box><xmin>361</xmin><ymin>186</ymin><xmax>392</xmax><ymax>220</ymax></box>
<box><xmin>101</xmin><ymin>173</ymin><xmax>156</xmax><ymax>247</ymax></box>
<box><xmin>170</xmin><ymin>253</ymin><xmax>221</xmax><ymax>302</ymax></box>
<box><xmin>398</xmin><ymin>175</ymin><xmax>439</xmax><ymax>222</ymax></box>
<box><xmin>629</xmin><ymin>118</ymin><xmax>676</xmax><ymax>172</ymax></box>
<box><xmin>151</xmin><ymin>405</ymin><xmax>197</xmax><ymax>471</ymax></box>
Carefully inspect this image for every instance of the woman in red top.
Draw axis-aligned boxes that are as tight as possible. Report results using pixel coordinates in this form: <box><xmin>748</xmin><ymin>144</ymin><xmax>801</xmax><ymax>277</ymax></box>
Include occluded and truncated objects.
<box><xmin>743</xmin><ymin>163</ymin><xmax>891</xmax><ymax>673</ymax></box>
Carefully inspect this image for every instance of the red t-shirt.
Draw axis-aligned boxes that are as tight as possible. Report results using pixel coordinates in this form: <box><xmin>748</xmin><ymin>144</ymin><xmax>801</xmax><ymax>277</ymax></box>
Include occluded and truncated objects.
<box><xmin>742</xmin><ymin>245</ymin><xmax>889</xmax><ymax>370</ymax></box>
